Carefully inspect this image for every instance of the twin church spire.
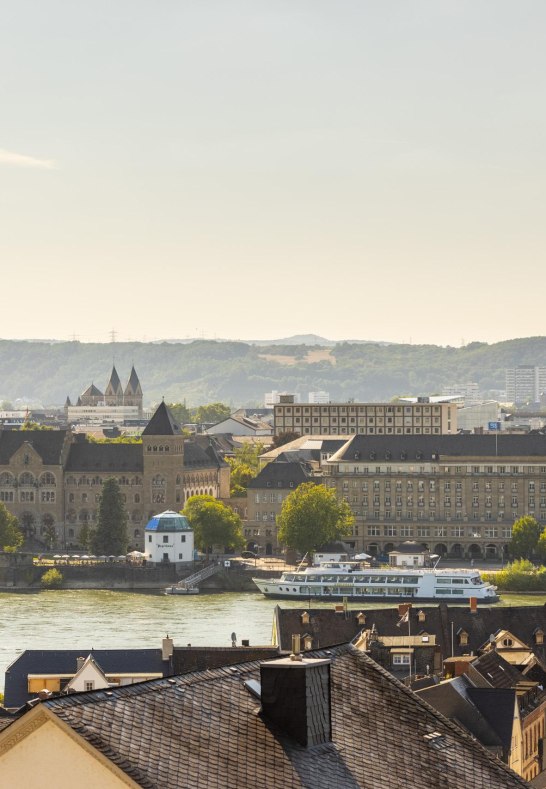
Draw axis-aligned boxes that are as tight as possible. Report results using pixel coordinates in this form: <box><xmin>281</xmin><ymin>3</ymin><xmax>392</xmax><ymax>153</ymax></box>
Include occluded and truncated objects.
<box><xmin>70</xmin><ymin>365</ymin><xmax>143</xmax><ymax>415</ymax></box>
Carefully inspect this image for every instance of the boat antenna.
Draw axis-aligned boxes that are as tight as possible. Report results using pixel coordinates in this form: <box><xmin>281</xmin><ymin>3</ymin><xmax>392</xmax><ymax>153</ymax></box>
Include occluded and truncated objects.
<box><xmin>296</xmin><ymin>552</ymin><xmax>308</xmax><ymax>572</ymax></box>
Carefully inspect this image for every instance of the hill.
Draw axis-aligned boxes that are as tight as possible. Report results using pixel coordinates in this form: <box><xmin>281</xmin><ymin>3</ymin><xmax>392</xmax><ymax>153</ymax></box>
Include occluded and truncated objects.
<box><xmin>1</xmin><ymin>337</ymin><xmax>546</xmax><ymax>407</ymax></box>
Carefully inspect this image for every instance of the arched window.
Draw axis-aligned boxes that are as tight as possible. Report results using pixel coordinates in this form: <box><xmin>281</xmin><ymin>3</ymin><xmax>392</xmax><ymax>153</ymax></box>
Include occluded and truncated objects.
<box><xmin>0</xmin><ymin>472</ymin><xmax>14</xmax><ymax>486</ymax></box>
<box><xmin>19</xmin><ymin>472</ymin><xmax>35</xmax><ymax>486</ymax></box>
<box><xmin>40</xmin><ymin>472</ymin><xmax>56</xmax><ymax>486</ymax></box>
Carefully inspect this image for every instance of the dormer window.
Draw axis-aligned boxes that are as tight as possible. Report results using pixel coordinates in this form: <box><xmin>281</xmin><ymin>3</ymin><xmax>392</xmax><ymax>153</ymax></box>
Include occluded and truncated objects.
<box><xmin>303</xmin><ymin>636</ymin><xmax>313</xmax><ymax>651</ymax></box>
<box><xmin>356</xmin><ymin>612</ymin><xmax>366</xmax><ymax>625</ymax></box>
<box><xmin>301</xmin><ymin>611</ymin><xmax>310</xmax><ymax>625</ymax></box>
<box><xmin>418</xmin><ymin>610</ymin><xmax>426</xmax><ymax>623</ymax></box>
<box><xmin>502</xmin><ymin>637</ymin><xmax>513</xmax><ymax>647</ymax></box>
<box><xmin>535</xmin><ymin>629</ymin><xmax>544</xmax><ymax>645</ymax></box>
<box><xmin>458</xmin><ymin>630</ymin><xmax>468</xmax><ymax>646</ymax></box>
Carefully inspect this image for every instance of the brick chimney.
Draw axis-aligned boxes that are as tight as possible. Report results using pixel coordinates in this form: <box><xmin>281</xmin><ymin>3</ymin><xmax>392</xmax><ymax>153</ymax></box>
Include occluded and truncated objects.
<box><xmin>162</xmin><ymin>635</ymin><xmax>174</xmax><ymax>661</ymax></box>
<box><xmin>260</xmin><ymin>657</ymin><xmax>332</xmax><ymax>747</ymax></box>
<box><xmin>76</xmin><ymin>656</ymin><xmax>86</xmax><ymax>671</ymax></box>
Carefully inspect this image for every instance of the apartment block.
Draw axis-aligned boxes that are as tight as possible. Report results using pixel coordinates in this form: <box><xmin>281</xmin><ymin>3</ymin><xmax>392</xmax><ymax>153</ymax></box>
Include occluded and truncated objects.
<box><xmin>505</xmin><ymin>366</ymin><xmax>546</xmax><ymax>404</ymax></box>
<box><xmin>274</xmin><ymin>395</ymin><xmax>456</xmax><ymax>437</ymax></box>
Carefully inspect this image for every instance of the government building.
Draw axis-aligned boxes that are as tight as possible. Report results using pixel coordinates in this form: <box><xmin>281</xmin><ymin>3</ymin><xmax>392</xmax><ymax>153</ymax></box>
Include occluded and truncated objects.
<box><xmin>324</xmin><ymin>433</ymin><xmax>546</xmax><ymax>561</ymax></box>
<box><xmin>0</xmin><ymin>403</ymin><xmax>229</xmax><ymax>552</ymax></box>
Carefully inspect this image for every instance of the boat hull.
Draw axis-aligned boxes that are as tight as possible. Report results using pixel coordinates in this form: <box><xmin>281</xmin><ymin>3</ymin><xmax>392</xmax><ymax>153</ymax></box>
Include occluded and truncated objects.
<box><xmin>256</xmin><ymin>589</ymin><xmax>499</xmax><ymax>603</ymax></box>
<box><xmin>164</xmin><ymin>587</ymin><xmax>199</xmax><ymax>595</ymax></box>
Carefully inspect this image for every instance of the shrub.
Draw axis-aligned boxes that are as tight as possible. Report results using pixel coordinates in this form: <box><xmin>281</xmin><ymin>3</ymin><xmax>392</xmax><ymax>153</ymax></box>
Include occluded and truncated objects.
<box><xmin>41</xmin><ymin>568</ymin><xmax>63</xmax><ymax>589</ymax></box>
<box><xmin>482</xmin><ymin>560</ymin><xmax>546</xmax><ymax>591</ymax></box>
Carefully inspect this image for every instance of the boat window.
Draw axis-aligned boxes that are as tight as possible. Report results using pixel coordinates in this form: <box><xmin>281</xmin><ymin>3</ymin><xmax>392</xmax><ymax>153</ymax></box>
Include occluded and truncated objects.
<box><xmin>373</xmin><ymin>577</ymin><xmax>386</xmax><ymax>584</ymax></box>
<box><xmin>358</xmin><ymin>577</ymin><xmax>370</xmax><ymax>584</ymax></box>
<box><xmin>437</xmin><ymin>589</ymin><xmax>451</xmax><ymax>594</ymax></box>
<box><xmin>284</xmin><ymin>575</ymin><xmax>294</xmax><ymax>582</ymax></box>
<box><xmin>451</xmin><ymin>589</ymin><xmax>463</xmax><ymax>595</ymax></box>
<box><xmin>403</xmin><ymin>577</ymin><xmax>419</xmax><ymax>584</ymax></box>
<box><xmin>451</xmin><ymin>579</ymin><xmax>464</xmax><ymax>584</ymax></box>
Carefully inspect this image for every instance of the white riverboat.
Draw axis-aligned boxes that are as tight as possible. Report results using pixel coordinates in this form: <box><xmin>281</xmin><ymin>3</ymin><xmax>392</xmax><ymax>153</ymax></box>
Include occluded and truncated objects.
<box><xmin>252</xmin><ymin>561</ymin><xmax>498</xmax><ymax>602</ymax></box>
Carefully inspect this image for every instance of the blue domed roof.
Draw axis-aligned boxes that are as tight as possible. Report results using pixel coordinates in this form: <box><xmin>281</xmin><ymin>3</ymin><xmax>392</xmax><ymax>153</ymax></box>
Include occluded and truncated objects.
<box><xmin>145</xmin><ymin>510</ymin><xmax>192</xmax><ymax>532</ymax></box>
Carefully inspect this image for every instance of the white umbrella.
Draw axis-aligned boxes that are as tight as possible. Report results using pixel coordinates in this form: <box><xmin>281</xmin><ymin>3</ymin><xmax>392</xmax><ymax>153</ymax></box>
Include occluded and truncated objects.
<box><xmin>80</xmin><ymin>555</ymin><xmax>90</xmax><ymax>560</ymax></box>
<box><xmin>61</xmin><ymin>554</ymin><xmax>70</xmax><ymax>559</ymax></box>
<box><xmin>53</xmin><ymin>554</ymin><xmax>62</xmax><ymax>559</ymax></box>
<box><xmin>71</xmin><ymin>554</ymin><xmax>80</xmax><ymax>559</ymax></box>
<box><xmin>354</xmin><ymin>552</ymin><xmax>371</xmax><ymax>560</ymax></box>
<box><xmin>117</xmin><ymin>555</ymin><xmax>126</xmax><ymax>560</ymax></box>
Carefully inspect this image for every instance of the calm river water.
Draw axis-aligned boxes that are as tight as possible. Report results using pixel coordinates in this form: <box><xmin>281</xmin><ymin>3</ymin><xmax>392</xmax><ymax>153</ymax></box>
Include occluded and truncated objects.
<box><xmin>2</xmin><ymin>590</ymin><xmax>546</xmax><ymax>693</ymax></box>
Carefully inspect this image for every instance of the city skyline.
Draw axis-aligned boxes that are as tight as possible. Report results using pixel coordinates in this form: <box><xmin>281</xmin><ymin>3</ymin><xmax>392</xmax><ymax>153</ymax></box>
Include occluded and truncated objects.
<box><xmin>2</xmin><ymin>1</ymin><xmax>546</xmax><ymax>346</ymax></box>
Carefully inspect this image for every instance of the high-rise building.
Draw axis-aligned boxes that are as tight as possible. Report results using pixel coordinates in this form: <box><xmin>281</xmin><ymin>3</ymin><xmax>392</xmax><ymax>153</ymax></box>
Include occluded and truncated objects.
<box><xmin>505</xmin><ymin>366</ymin><xmax>546</xmax><ymax>404</ymax></box>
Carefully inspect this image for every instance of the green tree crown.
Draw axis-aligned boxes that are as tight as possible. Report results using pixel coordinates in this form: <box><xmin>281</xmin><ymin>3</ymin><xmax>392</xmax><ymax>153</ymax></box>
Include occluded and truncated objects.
<box><xmin>509</xmin><ymin>516</ymin><xmax>543</xmax><ymax>560</ymax></box>
<box><xmin>183</xmin><ymin>495</ymin><xmax>244</xmax><ymax>556</ymax></box>
<box><xmin>91</xmin><ymin>478</ymin><xmax>128</xmax><ymax>555</ymax></box>
<box><xmin>0</xmin><ymin>503</ymin><xmax>23</xmax><ymax>551</ymax></box>
<box><xmin>277</xmin><ymin>482</ymin><xmax>354</xmax><ymax>556</ymax></box>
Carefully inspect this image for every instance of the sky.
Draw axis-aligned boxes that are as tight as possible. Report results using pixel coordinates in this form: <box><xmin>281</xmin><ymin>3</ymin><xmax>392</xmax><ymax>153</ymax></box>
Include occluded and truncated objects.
<box><xmin>1</xmin><ymin>1</ymin><xmax>545</xmax><ymax>347</ymax></box>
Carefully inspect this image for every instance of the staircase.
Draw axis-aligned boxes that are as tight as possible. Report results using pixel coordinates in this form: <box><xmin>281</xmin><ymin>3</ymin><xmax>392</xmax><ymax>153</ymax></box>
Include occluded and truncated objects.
<box><xmin>175</xmin><ymin>562</ymin><xmax>223</xmax><ymax>590</ymax></box>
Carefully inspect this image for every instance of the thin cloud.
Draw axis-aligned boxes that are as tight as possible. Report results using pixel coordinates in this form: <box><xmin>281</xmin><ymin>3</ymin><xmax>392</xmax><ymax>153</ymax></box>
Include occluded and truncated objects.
<box><xmin>0</xmin><ymin>148</ymin><xmax>56</xmax><ymax>170</ymax></box>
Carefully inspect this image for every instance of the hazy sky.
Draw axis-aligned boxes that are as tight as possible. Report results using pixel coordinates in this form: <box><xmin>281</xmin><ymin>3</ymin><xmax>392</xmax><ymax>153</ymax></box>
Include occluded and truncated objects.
<box><xmin>1</xmin><ymin>1</ymin><xmax>545</xmax><ymax>346</ymax></box>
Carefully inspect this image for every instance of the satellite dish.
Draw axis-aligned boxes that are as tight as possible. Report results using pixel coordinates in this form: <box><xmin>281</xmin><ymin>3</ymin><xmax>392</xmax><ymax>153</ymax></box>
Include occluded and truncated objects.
<box><xmin>231</xmin><ymin>632</ymin><xmax>237</xmax><ymax>647</ymax></box>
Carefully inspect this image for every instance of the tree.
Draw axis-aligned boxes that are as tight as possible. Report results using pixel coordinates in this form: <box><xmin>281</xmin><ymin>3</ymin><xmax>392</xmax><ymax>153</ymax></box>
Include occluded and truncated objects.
<box><xmin>509</xmin><ymin>516</ymin><xmax>543</xmax><ymax>560</ymax></box>
<box><xmin>277</xmin><ymin>482</ymin><xmax>354</xmax><ymax>557</ymax></box>
<box><xmin>42</xmin><ymin>523</ymin><xmax>57</xmax><ymax>551</ymax></box>
<box><xmin>167</xmin><ymin>402</ymin><xmax>191</xmax><ymax>426</ymax></box>
<box><xmin>226</xmin><ymin>442</ymin><xmax>264</xmax><ymax>497</ymax></box>
<box><xmin>183</xmin><ymin>495</ymin><xmax>244</xmax><ymax>557</ymax></box>
<box><xmin>192</xmin><ymin>403</ymin><xmax>231</xmax><ymax>424</ymax></box>
<box><xmin>79</xmin><ymin>522</ymin><xmax>96</xmax><ymax>551</ymax></box>
<box><xmin>0</xmin><ymin>503</ymin><xmax>23</xmax><ymax>551</ymax></box>
<box><xmin>92</xmin><ymin>478</ymin><xmax>128</xmax><ymax>555</ymax></box>
<box><xmin>536</xmin><ymin>531</ymin><xmax>546</xmax><ymax>563</ymax></box>
<box><xmin>271</xmin><ymin>431</ymin><xmax>300</xmax><ymax>449</ymax></box>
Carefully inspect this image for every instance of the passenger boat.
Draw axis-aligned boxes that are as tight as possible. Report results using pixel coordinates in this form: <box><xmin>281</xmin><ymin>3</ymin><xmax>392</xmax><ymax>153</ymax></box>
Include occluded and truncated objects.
<box><xmin>252</xmin><ymin>561</ymin><xmax>498</xmax><ymax>602</ymax></box>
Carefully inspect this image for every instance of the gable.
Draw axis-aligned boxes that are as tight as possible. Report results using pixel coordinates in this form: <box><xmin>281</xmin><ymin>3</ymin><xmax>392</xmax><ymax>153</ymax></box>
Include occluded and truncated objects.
<box><xmin>0</xmin><ymin>707</ymin><xmax>136</xmax><ymax>788</ymax></box>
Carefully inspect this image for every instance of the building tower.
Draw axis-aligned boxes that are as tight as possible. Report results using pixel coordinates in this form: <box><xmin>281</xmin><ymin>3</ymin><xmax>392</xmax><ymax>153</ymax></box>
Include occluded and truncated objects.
<box><xmin>104</xmin><ymin>365</ymin><xmax>124</xmax><ymax>406</ymax></box>
<box><xmin>124</xmin><ymin>366</ymin><xmax>143</xmax><ymax>416</ymax></box>
<box><xmin>142</xmin><ymin>402</ymin><xmax>185</xmax><ymax>518</ymax></box>
<box><xmin>79</xmin><ymin>384</ymin><xmax>103</xmax><ymax>407</ymax></box>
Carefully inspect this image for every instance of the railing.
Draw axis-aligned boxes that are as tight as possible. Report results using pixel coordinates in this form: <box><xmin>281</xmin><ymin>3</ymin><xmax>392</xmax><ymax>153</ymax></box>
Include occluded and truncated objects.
<box><xmin>174</xmin><ymin>562</ymin><xmax>223</xmax><ymax>590</ymax></box>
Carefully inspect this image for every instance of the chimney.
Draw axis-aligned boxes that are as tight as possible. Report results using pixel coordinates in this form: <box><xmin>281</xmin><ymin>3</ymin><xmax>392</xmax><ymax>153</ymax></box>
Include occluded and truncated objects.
<box><xmin>162</xmin><ymin>635</ymin><xmax>174</xmax><ymax>661</ymax></box>
<box><xmin>260</xmin><ymin>657</ymin><xmax>332</xmax><ymax>747</ymax></box>
<box><xmin>469</xmin><ymin>597</ymin><xmax>478</xmax><ymax>614</ymax></box>
<box><xmin>76</xmin><ymin>656</ymin><xmax>85</xmax><ymax>672</ymax></box>
<box><xmin>398</xmin><ymin>603</ymin><xmax>412</xmax><ymax>618</ymax></box>
<box><xmin>241</xmin><ymin>639</ymin><xmax>250</xmax><ymax>647</ymax></box>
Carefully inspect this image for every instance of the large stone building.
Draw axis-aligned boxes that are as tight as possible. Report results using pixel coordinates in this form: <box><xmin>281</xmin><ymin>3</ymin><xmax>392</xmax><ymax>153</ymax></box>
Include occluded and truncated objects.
<box><xmin>323</xmin><ymin>433</ymin><xmax>546</xmax><ymax>560</ymax></box>
<box><xmin>505</xmin><ymin>365</ymin><xmax>546</xmax><ymax>405</ymax></box>
<box><xmin>274</xmin><ymin>395</ymin><xmax>457</xmax><ymax>437</ymax></box>
<box><xmin>0</xmin><ymin>403</ymin><xmax>229</xmax><ymax>551</ymax></box>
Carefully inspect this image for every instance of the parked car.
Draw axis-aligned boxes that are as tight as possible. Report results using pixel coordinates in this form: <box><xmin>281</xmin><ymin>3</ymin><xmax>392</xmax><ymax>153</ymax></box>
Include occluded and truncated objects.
<box><xmin>241</xmin><ymin>551</ymin><xmax>258</xmax><ymax>559</ymax></box>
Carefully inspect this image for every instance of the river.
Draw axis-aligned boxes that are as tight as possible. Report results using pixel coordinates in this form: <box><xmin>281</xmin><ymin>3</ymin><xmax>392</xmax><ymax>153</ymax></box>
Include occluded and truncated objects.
<box><xmin>2</xmin><ymin>590</ymin><xmax>546</xmax><ymax>694</ymax></box>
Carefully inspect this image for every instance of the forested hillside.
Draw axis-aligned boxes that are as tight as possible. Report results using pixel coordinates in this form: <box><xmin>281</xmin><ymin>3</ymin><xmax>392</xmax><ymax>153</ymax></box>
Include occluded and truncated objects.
<box><xmin>1</xmin><ymin>337</ymin><xmax>546</xmax><ymax>407</ymax></box>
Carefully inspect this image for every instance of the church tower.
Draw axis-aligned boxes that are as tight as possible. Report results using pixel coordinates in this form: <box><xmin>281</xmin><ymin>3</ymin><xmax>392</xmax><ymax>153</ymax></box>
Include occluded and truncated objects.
<box><xmin>104</xmin><ymin>365</ymin><xmax>124</xmax><ymax>406</ymax></box>
<box><xmin>124</xmin><ymin>366</ymin><xmax>143</xmax><ymax>416</ymax></box>
<box><xmin>142</xmin><ymin>402</ymin><xmax>185</xmax><ymax>516</ymax></box>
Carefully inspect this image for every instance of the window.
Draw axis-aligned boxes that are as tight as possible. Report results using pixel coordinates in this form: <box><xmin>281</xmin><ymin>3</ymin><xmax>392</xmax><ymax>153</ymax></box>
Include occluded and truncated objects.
<box><xmin>84</xmin><ymin>681</ymin><xmax>94</xmax><ymax>691</ymax></box>
<box><xmin>148</xmin><ymin>535</ymin><xmax>152</xmax><ymax>543</ymax></box>
<box><xmin>392</xmin><ymin>653</ymin><xmax>411</xmax><ymax>665</ymax></box>
<box><xmin>163</xmin><ymin>535</ymin><xmax>169</xmax><ymax>543</ymax></box>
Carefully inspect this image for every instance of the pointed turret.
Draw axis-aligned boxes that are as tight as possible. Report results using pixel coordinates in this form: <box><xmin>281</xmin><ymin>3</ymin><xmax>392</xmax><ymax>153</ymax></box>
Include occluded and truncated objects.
<box><xmin>65</xmin><ymin>396</ymin><xmax>72</xmax><ymax>407</ymax></box>
<box><xmin>124</xmin><ymin>366</ymin><xmax>143</xmax><ymax>415</ymax></box>
<box><xmin>104</xmin><ymin>365</ymin><xmax>123</xmax><ymax>405</ymax></box>
<box><xmin>142</xmin><ymin>402</ymin><xmax>182</xmax><ymax>436</ymax></box>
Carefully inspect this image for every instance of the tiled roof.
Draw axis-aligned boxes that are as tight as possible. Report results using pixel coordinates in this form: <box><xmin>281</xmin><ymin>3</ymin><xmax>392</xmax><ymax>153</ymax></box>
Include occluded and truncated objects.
<box><xmin>471</xmin><ymin>651</ymin><xmax>527</xmax><ymax>689</ymax></box>
<box><xmin>142</xmin><ymin>402</ymin><xmax>182</xmax><ymax>436</ymax></box>
<box><xmin>65</xmin><ymin>442</ymin><xmax>143</xmax><ymax>472</ymax></box>
<box><xmin>26</xmin><ymin>645</ymin><xmax>529</xmax><ymax>788</ymax></box>
<box><xmin>183</xmin><ymin>440</ymin><xmax>227</xmax><ymax>469</ymax></box>
<box><xmin>81</xmin><ymin>383</ymin><xmax>103</xmax><ymax>398</ymax></box>
<box><xmin>330</xmin><ymin>432</ymin><xmax>546</xmax><ymax>462</ymax></box>
<box><xmin>172</xmin><ymin>646</ymin><xmax>280</xmax><ymax>675</ymax></box>
<box><xmin>0</xmin><ymin>430</ymin><xmax>68</xmax><ymax>465</ymax></box>
<box><xmin>4</xmin><ymin>649</ymin><xmax>165</xmax><ymax>708</ymax></box>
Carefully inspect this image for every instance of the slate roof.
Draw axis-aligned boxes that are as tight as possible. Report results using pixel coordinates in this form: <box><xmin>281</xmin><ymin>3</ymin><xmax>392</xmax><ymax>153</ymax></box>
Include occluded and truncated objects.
<box><xmin>330</xmin><ymin>432</ymin><xmax>546</xmax><ymax>461</ymax></box>
<box><xmin>142</xmin><ymin>402</ymin><xmax>182</xmax><ymax>436</ymax></box>
<box><xmin>247</xmin><ymin>460</ymin><xmax>315</xmax><ymax>490</ymax></box>
<box><xmin>183</xmin><ymin>440</ymin><xmax>227</xmax><ymax>469</ymax></box>
<box><xmin>0</xmin><ymin>430</ymin><xmax>68</xmax><ymax>465</ymax></box>
<box><xmin>4</xmin><ymin>645</ymin><xmax>526</xmax><ymax>788</ymax></box>
<box><xmin>172</xmin><ymin>646</ymin><xmax>280</xmax><ymax>675</ymax></box>
<box><xmin>416</xmin><ymin>676</ymin><xmax>506</xmax><ymax>750</ymax></box>
<box><xmin>471</xmin><ymin>650</ymin><xmax>527</xmax><ymax>689</ymax></box>
<box><xmin>4</xmin><ymin>649</ymin><xmax>165</xmax><ymax>708</ymax></box>
<box><xmin>81</xmin><ymin>383</ymin><xmax>103</xmax><ymax>398</ymax></box>
<box><xmin>274</xmin><ymin>604</ymin><xmax>546</xmax><ymax>660</ymax></box>
<box><xmin>466</xmin><ymin>687</ymin><xmax>517</xmax><ymax>752</ymax></box>
<box><xmin>65</xmin><ymin>442</ymin><xmax>143</xmax><ymax>472</ymax></box>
